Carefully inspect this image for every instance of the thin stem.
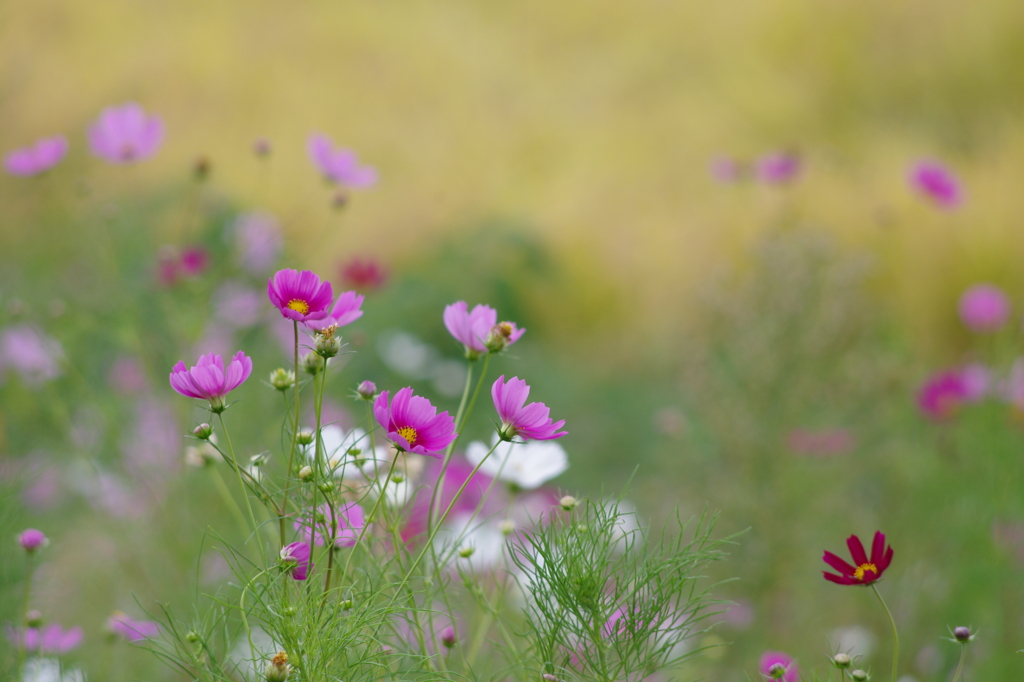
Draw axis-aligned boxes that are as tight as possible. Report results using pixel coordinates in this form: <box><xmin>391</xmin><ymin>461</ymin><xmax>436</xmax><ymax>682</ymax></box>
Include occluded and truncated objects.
<box><xmin>427</xmin><ymin>359</ymin><xmax>477</xmax><ymax>536</ymax></box>
<box><xmin>951</xmin><ymin>642</ymin><xmax>967</xmax><ymax>682</ymax></box>
<box><xmin>210</xmin><ymin>466</ymin><xmax>251</xmax><ymax>538</ymax></box>
<box><xmin>591</xmin><ymin>614</ymin><xmax>611</xmax><ymax>682</ymax></box>
<box><xmin>460</xmin><ymin>353</ymin><xmax>491</xmax><ymax>433</ymax></box>
<box><xmin>871</xmin><ymin>583</ymin><xmax>899</xmax><ymax>682</ymax></box>
<box><xmin>16</xmin><ymin>554</ymin><xmax>35</xmax><ymax>676</ymax></box>
<box><xmin>218</xmin><ymin>413</ymin><xmax>265</xmax><ymax>564</ymax></box>
<box><xmin>282</xmin><ymin>320</ymin><xmax>301</xmax><ymax>546</ymax></box>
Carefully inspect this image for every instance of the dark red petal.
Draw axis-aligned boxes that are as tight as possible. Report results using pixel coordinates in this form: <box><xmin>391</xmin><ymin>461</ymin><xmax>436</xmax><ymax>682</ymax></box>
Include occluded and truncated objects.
<box><xmin>823</xmin><ymin>551</ymin><xmax>856</xmax><ymax>576</ymax></box>
<box><xmin>878</xmin><ymin>545</ymin><xmax>894</xmax><ymax>572</ymax></box>
<box><xmin>823</xmin><ymin>571</ymin><xmax>857</xmax><ymax>585</ymax></box>
<box><xmin>847</xmin><ymin>534</ymin><xmax>869</xmax><ymax>566</ymax></box>
<box><xmin>870</xmin><ymin>531</ymin><xmax>886</xmax><ymax>565</ymax></box>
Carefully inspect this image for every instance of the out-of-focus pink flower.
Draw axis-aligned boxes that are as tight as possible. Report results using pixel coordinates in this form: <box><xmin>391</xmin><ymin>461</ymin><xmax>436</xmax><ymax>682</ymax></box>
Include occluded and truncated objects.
<box><xmin>307</xmin><ymin>133</ymin><xmax>377</xmax><ymax>187</ymax></box>
<box><xmin>759</xmin><ymin>651</ymin><xmax>798</xmax><ymax>681</ymax></box>
<box><xmin>18</xmin><ymin>528</ymin><xmax>48</xmax><ymax>552</ymax></box>
<box><xmin>294</xmin><ymin>502</ymin><xmax>365</xmax><ymax>547</ymax></box>
<box><xmin>721</xmin><ymin>600</ymin><xmax>754</xmax><ymax>629</ymax></box>
<box><xmin>373</xmin><ymin>387</ymin><xmax>457</xmax><ymax>456</ymax></box>
<box><xmin>709</xmin><ymin>155</ymin><xmax>741</xmax><ymax>183</ymax></box>
<box><xmin>253</xmin><ymin>138</ymin><xmax>272</xmax><ymax>157</ymax></box>
<box><xmin>23</xmin><ymin>465</ymin><xmax>59</xmax><ymax>511</ymax></box>
<box><xmin>960</xmin><ymin>363</ymin><xmax>990</xmax><ymax>402</ymax></box>
<box><xmin>908</xmin><ymin>159</ymin><xmax>963</xmax><ymax>209</ymax></box>
<box><xmin>7</xmin><ymin>623</ymin><xmax>83</xmax><ymax>654</ymax></box>
<box><xmin>88</xmin><ymin>103</ymin><xmax>164</xmax><ymax>164</ymax></box>
<box><xmin>156</xmin><ymin>246</ymin><xmax>179</xmax><ymax>287</ymax></box>
<box><xmin>755</xmin><ymin>152</ymin><xmax>800</xmax><ymax>184</ymax></box>
<box><xmin>214</xmin><ymin>282</ymin><xmax>265</xmax><ymax>328</ymax></box>
<box><xmin>108</xmin><ymin>357</ymin><xmax>147</xmax><ymax>394</ymax></box>
<box><xmin>958</xmin><ymin>284</ymin><xmax>1009</xmax><ymax>332</ymax></box>
<box><xmin>267</xmin><ymin>269</ymin><xmax>335</xmax><ymax>322</ymax></box>
<box><xmin>305</xmin><ymin>291</ymin><xmax>364</xmax><ymax>332</ymax></box>
<box><xmin>169</xmin><ymin>351</ymin><xmax>252</xmax><ymax>408</ymax></box>
<box><xmin>444</xmin><ymin>302</ymin><xmax>498</xmax><ymax>355</ymax></box>
<box><xmin>107</xmin><ymin>612</ymin><xmax>160</xmax><ymax>641</ymax></box>
<box><xmin>1000</xmin><ymin>358</ymin><xmax>1024</xmax><ymax>411</ymax></box>
<box><xmin>403</xmin><ymin>458</ymin><xmax>496</xmax><ymax>541</ymax></box>
<box><xmin>4</xmin><ymin>136</ymin><xmax>68</xmax><ymax>176</ymax></box>
<box><xmin>492</xmin><ymin>376</ymin><xmax>567</xmax><ymax>441</ymax></box>
<box><xmin>179</xmin><ymin>247</ymin><xmax>209</xmax><ymax>277</ymax></box>
<box><xmin>122</xmin><ymin>398</ymin><xmax>180</xmax><ymax>482</ymax></box>
<box><xmin>230</xmin><ymin>212</ymin><xmax>283</xmax><ymax>275</ymax></box>
<box><xmin>280</xmin><ymin>541</ymin><xmax>312</xmax><ymax>580</ymax></box>
<box><xmin>0</xmin><ymin>325</ymin><xmax>62</xmax><ymax>385</ymax></box>
<box><xmin>917</xmin><ymin>370</ymin><xmax>969</xmax><ymax>422</ymax></box>
<box><xmin>340</xmin><ymin>257</ymin><xmax>387</xmax><ymax>291</ymax></box>
<box><xmin>786</xmin><ymin>428</ymin><xmax>855</xmax><ymax>458</ymax></box>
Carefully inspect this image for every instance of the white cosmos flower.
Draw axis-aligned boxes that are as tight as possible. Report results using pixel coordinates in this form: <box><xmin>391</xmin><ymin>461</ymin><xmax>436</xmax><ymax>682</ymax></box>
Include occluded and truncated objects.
<box><xmin>22</xmin><ymin>659</ymin><xmax>85</xmax><ymax>682</ymax></box>
<box><xmin>465</xmin><ymin>435</ymin><xmax>568</xmax><ymax>489</ymax></box>
<box><xmin>433</xmin><ymin>511</ymin><xmax>507</xmax><ymax>572</ymax></box>
<box><xmin>305</xmin><ymin>425</ymin><xmax>389</xmax><ymax>479</ymax></box>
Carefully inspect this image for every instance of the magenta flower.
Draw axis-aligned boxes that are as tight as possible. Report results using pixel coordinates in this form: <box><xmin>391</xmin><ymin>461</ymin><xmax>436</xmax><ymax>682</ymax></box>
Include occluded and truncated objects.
<box><xmin>169</xmin><ymin>351</ymin><xmax>253</xmax><ymax>411</ymax></box>
<box><xmin>308</xmin><ymin>133</ymin><xmax>378</xmax><ymax>187</ymax></box>
<box><xmin>759</xmin><ymin>651</ymin><xmax>798</xmax><ymax>681</ymax></box>
<box><xmin>4</xmin><ymin>136</ymin><xmax>68</xmax><ymax>176</ymax></box>
<box><xmin>305</xmin><ymin>291</ymin><xmax>365</xmax><ymax>332</ymax></box>
<box><xmin>280</xmin><ymin>541</ymin><xmax>312</xmax><ymax>580</ymax></box>
<box><xmin>340</xmin><ymin>257</ymin><xmax>388</xmax><ymax>291</ymax></box>
<box><xmin>958</xmin><ymin>284</ymin><xmax>1010</xmax><ymax>332</ymax></box>
<box><xmin>492</xmin><ymin>376</ymin><xmax>567</xmax><ymax>441</ymax></box>
<box><xmin>267</xmin><ymin>269</ymin><xmax>335</xmax><ymax>322</ymax></box>
<box><xmin>786</xmin><ymin>428</ymin><xmax>855</xmax><ymax>458</ymax></box>
<box><xmin>179</xmin><ymin>247</ymin><xmax>209</xmax><ymax>277</ymax></box>
<box><xmin>444</xmin><ymin>302</ymin><xmax>524</xmax><ymax>356</ymax></box>
<box><xmin>7</xmin><ymin>623</ymin><xmax>83</xmax><ymax>654</ymax></box>
<box><xmin>88</xmin><ymin>103</ymin><xmax>164</xmax><ymax>164</ymax></box>
<box><xmin>822</xmin><ymin>531</ymin><xmax>893</xmax><ymax>585</ymax></box>
<box><xmin>294</xmin><ymin>502</ymin><xmax>365</xmax><ymax>547</ymax></box>
<box><xmin>18</xmin><ymin>528</ymin><xmax>48</xmax><ymax>552</ymax></box>
<box><xmin>917</xmin><ymin>370</ymin><xmax>969</xmax><ymax>422</ymax></box>
<box><xmin>107</xmin><ymin>612</ymin><xmax>160</xmax><ymax>641</ymax></box>
<box><xmin>909</xmin><ymin>159</ymin><xmax>963</xmax><ymax>209</ymax></box>
<box><xmin>373</xmin><ymin>387</ymin><xmax>458</xmax><ymax>456</ymax></box>
<box><xmin>755</xmin><ymin>152</ymin><xmax>801</xmax><ymax>184</ymax></box>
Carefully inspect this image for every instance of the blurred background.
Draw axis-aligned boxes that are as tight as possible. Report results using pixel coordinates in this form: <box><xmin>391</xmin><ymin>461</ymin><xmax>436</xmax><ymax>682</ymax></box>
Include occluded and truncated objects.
<box><xmin>2</xmin><ymin>0</ymin><xmax>1024</xmax><ymax>679</ymax></box>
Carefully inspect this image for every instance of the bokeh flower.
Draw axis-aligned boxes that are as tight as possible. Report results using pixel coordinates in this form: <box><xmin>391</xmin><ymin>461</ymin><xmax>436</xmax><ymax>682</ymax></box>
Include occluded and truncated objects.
<box><xmin>267</xmin><ymin>269</ymin><xmax>335</xmax><ymax>322</ymax></box>
<box><xmin>179</xmin><ymin>246</ymin><xmax>209</xmax><ymax>277</ymax></box>
<box><xmin>404</xmin><ymin>458</ymin><xmax>497</xmax><ymax>541</ymax></box>
<box><xmin>7</xmin><ymin>623</ymin><xmax>83</xmax><ymax>654</ymax></box>
<box><xmin>295</xmin><ymin>502</ymin><xmax>366</xmax><ymax>547</ymax></box>
<box><xmin>307</xmin><ymin>133</ymin><xmax>378</xmax><ymax>187</ymax></box>
<box><xmin>279</xmin><ymin>542</ymin><xmax>311</xmax><ymax>581</ymax></box>
<box><xmin>169</xmin><ymin>351</ymin><xmax>253</xmax><ymax>410</ymax></box>
<box><xmin>88</xmin><ymin>103</ymin><xmax>164</xmax><ymax>164</ymax></box>
<box><xmin>958</xmin><ymin>284</ymin><xmax>1010</xmax><ymax>332</ymax></box>
<box><xmin>759</xmin><ymin>651</ymin><xmax>798</xmax><ymax>681</ymax></box>
<box><xmin>214</xmin><ymin>282</ymin><xmax>265</xmax><ymax>328</ymax></box>
<box><xmin>492</xmin><ymin>376</ymin><xmax>567</xmax><ymax>441</ymax></box>
<box><xmin>373</xmin><ymin>387</ymin><xmax>457</xmax><ymax>456</ymax></box>
<box><xmin>0</xmin><ymin>325</ymin><xmax>63</xmax><ymax>385</ymax></box>
<box><xmin>755</xmin><ymin>152</ymin><xmax>800</xmax><ymax>184</ymax></box>
<box><xmin>708</xmin><ymin>155</ymin><xmax>741</xmax><ymax>183</ymax></box>
<box><xmin>340</xmin><ymin>257</ymin><xmax>387</xmax><ymax>291</ymax></box>
<box><xmin>305</xmin><ymin>291</ymin><xmax>364</xmax><ymax>332</ymax></box>
<box><xmin>18</xmin><ymin>528</ymin><xmax>48</xmax><ymax>552</ymax></box>
<box><xmin>909</xmin><ymin>159</ymin><xmax>963</xmax><ymax>209</ymax></box>
<box><xmin>823</xmin><ymin>531</ymin><xmax>893</xmax><ymax>585</ymax></box>
<box><xmin>230</xmin><ymin>212</ymin><xmax>283</xmax><ymax>274</ymax></box>
<box><xmin>107</xmin><ymin>612</ymin><xmax>160</xmax><ymax>641</ymax></box>
<box><xmin>917</xmin><ymin>370</ymin><xmax>969</xmax><ymax>421</ymax></box>
<box><xmin>465</xmin><ymin>435</ymin><xmax>568</xmax><ymax>489</ymax></box>
<box><xmin>4</xmin><ymin>136</ymin><xmax>68</xmax><ymax>176</ymax></box>
<box><xmin>443</xmin><ymin>302</ymin><xmax>496</xmax><ymax>355</ymax></box>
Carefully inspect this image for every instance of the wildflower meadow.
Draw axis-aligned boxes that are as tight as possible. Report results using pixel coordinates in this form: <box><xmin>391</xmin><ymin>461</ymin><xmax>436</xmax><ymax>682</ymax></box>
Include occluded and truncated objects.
<box><xmin>4</xmin><ymin>1</ymin><xmax>1024</xmax><ymax>681</ymax></box>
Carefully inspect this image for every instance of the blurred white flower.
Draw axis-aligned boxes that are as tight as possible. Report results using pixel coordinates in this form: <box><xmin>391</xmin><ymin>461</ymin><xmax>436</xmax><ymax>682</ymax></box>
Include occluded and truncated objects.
<box><xmin>22</xmin><ymin>658</ymin><xmax>85</xmax><ymax>682</ymax></box>
<box><xmin>434</xmin><ymin>511</ymin><xmax>507</xmax><ymax>572</ymax></box>
<box><xmin>465</xmin><ymin>436</ymin><xmax>568</xmax><ymax>490</ymax></box>
<box><xmin>304</xmin><ymin>425</ymin><xmax>389</xmax><ymax>479</ymax></box>
<box><xmin>830</xmin><ymin>625</ymin><xmax>876</xmax><ymax>659</ymax></box>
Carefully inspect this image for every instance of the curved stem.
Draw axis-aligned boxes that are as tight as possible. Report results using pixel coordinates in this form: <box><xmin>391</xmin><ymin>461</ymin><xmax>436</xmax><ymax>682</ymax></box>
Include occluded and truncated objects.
<box><xmin>427</xmin><ymin>360</ymin><xmax>476</xmax><ymax>536</ymax></box>
<box><xmin>871</xmin><ymin>583</ymin><xmax>899</xmax><ymax>682</ymax></box>
<box><xmin>218</xmin><ymin>413</ymin><xmax>265</xmax><ymax>564</ymax></box>
<box><xmin>951</xmin><ymin>642</ymin><xmax>967</xmax><ymax>682</ymax></box>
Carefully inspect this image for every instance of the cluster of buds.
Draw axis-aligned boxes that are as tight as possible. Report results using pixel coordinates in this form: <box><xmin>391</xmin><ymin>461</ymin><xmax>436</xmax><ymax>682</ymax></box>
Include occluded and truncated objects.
<box><xmin>269</xmin><ymin>368</ymin><xmax>295</xmax><ymax>391</ymax></box>
<box><xmin>264</xmin><ymin>651</ymin><xmax>291</xmax><ymax>682</ymax></box>
<box><xmin>315</xmin><ymin>325</ymin><xmax>342</xmax><ymax>358</ymax></box>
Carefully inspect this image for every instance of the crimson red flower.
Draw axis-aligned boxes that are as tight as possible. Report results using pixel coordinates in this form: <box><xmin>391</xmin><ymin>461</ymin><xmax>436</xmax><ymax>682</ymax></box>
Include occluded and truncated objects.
<box><xmin>823</xmin><ymin>531</ymin><xmax>893</xmax><ymax>585</ymax></box>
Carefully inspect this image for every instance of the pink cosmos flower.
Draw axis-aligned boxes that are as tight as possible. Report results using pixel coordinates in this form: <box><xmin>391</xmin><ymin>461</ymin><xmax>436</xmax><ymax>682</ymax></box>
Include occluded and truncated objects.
<box><xmin>107</xmin><ymin>612</ymin><xmax>160</xmax><ymax>641</ymax></box>
<box><xmin>88</xmin><ymin>103</ymin><xmax>164</xmax><ymax>164</ymax></box>
<box><xmin>960</xmin><ymin>363</ymin><xmax>990</xmax><ymax>402</ymax></box>
<box><xmin>169</xmin><ymin>351</ymin><xmax>253</xmax><ymax>410</ymax></box>
<box><xmin>755</xmin><ymin>152</ymin><xmax>801</xmax><ymax>184</ymax></box>
<box><xmin>179</xmin><ymin>247</ymin><xmax>209</xmax><ymax>277</ymax></box>
<box><xmin>6</xmin><ymin>623</ymin><xmax>83</xmax><ymax>654</ymax></box>
<box><xmin>340</xmin><ymin>257</ymin><xmax>388</xmax><ymax>291</ymax></box>
<box><xmin>307</xmin><ymin>133</ymin><xmax>378</xmax><ymax>187</ymax></box>
<box><xmin>294</xmin><ymin>502</ymin><xmax>365</xmax><ymax>547</ymax></box>
<box><xmin>18</xmin><ymin>528</ymin><xmax>47</xmax><ymax>552</ymax></box>
<box><xmin>4</xmin><ymin>136</ymin><xmax>68</xmax><ymax>176</ymax></box>
<box><xmin>759</xmin><ymin>651</ymin><xmax>798</xmax><ymax>681</ymax></box>
<box><xmin>373</xmin><ymin>387</ymin><xmax>458</xmax><ymax>456</ymax></box>
<box><xmin>444</xmin><ymin>302</ymin><xmax>496</xmax><ymax>354</ymax></box>
<box><xmin>917</xmin><ymin>370</ymin><xmax>969</xmax><ymax>422</ymax></box>
<box><xmin>305</xmin><ymin>291</ymin><xmax>365</xmax><ymax>332</ymax></box>
<box><xmin>280</xmin><ymin>541</ymin><xmax>312</xmax><ymax>580</ymax></box>
<box><xmin>0</xmin><ymin>325</ymin><xmax>63</xmax><ymax>385</ymax></box>
<box><xmin>492</xmin><ymin>376</ymin><xmax>567</xmax><ymax>441</ymax></box>
<box><xmin>403</xmin><ymin>457</ymin><xmax>497</xmax><ymax>540</ymax></box>
<box><xmin>958</xmin><ymin>284</ymin><xmax>1010</xmax><ymax>332</ymax></box>
<box><xmin>267</xmin><ymin>269</ymin><xmax>335</xmax><ymax>322</ymax></box>
<box><xmin>908</xmin><ymin>160</ymin><xmax>963</xmax><ymax>209</ymax></box>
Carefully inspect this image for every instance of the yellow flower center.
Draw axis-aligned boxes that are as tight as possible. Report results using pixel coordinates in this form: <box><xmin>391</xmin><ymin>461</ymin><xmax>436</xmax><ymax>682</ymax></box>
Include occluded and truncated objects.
<box><xmin>287</xmin><ymin>299</ymin><xmax>310</xmax><ymax>315</ymax></box>
<box><xmin>396</xmin><ymin>426</ymin><xmax>418</xmax><ymax>446</ymax></box>
<box><xmin>853</xmin><ymin>563</ymin><xmax>877</xmax><ymax>581</ymax></box>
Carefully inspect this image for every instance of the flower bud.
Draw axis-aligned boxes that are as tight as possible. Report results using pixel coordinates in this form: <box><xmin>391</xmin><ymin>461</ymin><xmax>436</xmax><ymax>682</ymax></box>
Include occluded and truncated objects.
<box><xmin>850</xmin><ymin>670</ymin><xmax>869</xmax><ymax>682</ymax></box>
<box><xmin>253</xmin><ymin>138</ymin><xmax>272</xmax><ymax>157</ymax></box>
<box><xmin>270</xmin><ymin>368</ymin><xmax>295</xmax><ymax>391</ymax></box>
<box><xmin>767</xmin><ymin>663</ymin><xmax>787</xmax><ymax>679</ymax></box>
<box><xmin>302</xmin><ymin>351</ymin><xmax>325</xmax><ymax>375</ymax></box>
<box><xmin>498</xmin><ymin>519</ymin><xmax>515</xmax><ymax>536</ymax></box>
<box><xmin>185</xmin><ymin>631</ymin><xmax>200</xmax><ymax>643</ymax></box>
<box><xmin>193</xmin><ymin>423</ymin><xmax>213</xmax><ymax>439</ymax></box>
<box><xmin>954</xmin><ymin>626</ymin><xmax>972</xmax><ymax>642</ymax></box>
<box><xmin>559</xmin><ymin>495</ymin><xmax>578</xmax><ymax>511</ymax></box>
<box><xmin>184</xmin><ymin>445</ymin><xmax>218</xmax><ymax>468</ymax></box>
<box><xmin>440</xmin><ymin>625</ymin><xmax>456</xmax><ymax>649</ymax></box>
<box><xmin>264</xmin><ymin>652</ymin><xmax>291</xmax><ymax>682</ymax></box>
<box><xmin>296</xmin><ymin>430</ymin><xmax>314</xmax><ymax>446</ymax></box>
<box><xmin>832</xmin><ymin>653</ymin><xmax>851</xmax><ymax>669</ymax></box>
<box><xmin>18</xmin><ymin>529</ymin><xmax>48</xmax><ymax>553</ymax></box>
<box><xmin>341</xmin><ymin>599</ymin><xmax>354</xmax><ymax>610</ymax></box>
<box><xmin>25</xmin><ymin>610</ymin><xmax>43</xmax><ymax>628</ymax></box>
<box><xmin>281</xmin><ymin>606</ymin><xmax>296</xmax><ymax>617</ymax></box>
<box><xmin>458</xmin><ymin>546</ymin><xmax>475</xmax><ymax>558</ymax></box>
<box><xmin>315</xmin><ymin>328</ymin><xmax>342</xmax><ymax>358</ymax></box>
<box><xmin>484</xmin><ymin>322</ymin><xmax>516</xmax><ymax>354</ymax></box>
<box><xmin>319</xmin><ymin>481</ymin><xmax>335</xmax><ymax>493</ymax></box>
<box><xmin>298</xmin><ymin>465</ymin><xmax>314</xmax><ymax>481</ymax></box>
<box><xmin>541</xmin><ymin>675</ymin><xmax>559</xmax><ymax>682</ymax></box>
<box><xmin>357</xmin><ymin>380</ymin><xmax>377</xmax><ymax>400</ymax></box>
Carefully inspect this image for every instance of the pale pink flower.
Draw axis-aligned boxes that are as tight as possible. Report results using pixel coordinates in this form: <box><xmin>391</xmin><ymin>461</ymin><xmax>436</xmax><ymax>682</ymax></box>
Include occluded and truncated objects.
<box><xmin>107</xmin><ymin>612</ymin><xmax>160</xmax><ymax>641</ymax></box>
<box><xmin>88</xmin><ymin>103</ymin><xmax>164</xmax><ymax>164</ymax></box>
<box><xmin>492</xmin><ymin>376</ymin><xmax>567</xmax><ymax>441</ymax></box>
<box><xmin>4</xmin><ymin>136</ymin><xmax>68</xmax><ymax>176</ymax></box>
<box><xmin>307</xmin><ymin>133</ymin><xmax>377</xmax><ymax>187</ymax></box>
<box><xmin>958</xmin><ymin>284</ymin><xmax>1010</xmax><ymax>332</ymax></box>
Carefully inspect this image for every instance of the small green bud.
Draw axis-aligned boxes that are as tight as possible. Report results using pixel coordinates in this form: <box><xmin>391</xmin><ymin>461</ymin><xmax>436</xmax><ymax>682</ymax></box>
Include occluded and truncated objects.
<box><xmin>298</xmin><ymin>466</ymin><xmax>314</xmax><ymax>481</ymax></box>
<box><xmin>498</xmin><ymin>519</ymin><xmax>515</xmax><ymax>536</ymax></box>
<box><xmin>832</xmin><ymin>653</ymin><xmax>851</xmax><ymax>669</ymax></box>
<box><xmin>296</xmin><ymin>430</ymin><xmax>314</xmax><ymax>446</ymax></box>
<box><xmin>185</xmin><ymin>631</ymin><xmax>200</xmax><ymax>643</ymax></box>
<box><xmin>559</xmin><ymin>495</ymin><xmax>578</xmax><ymax>511</ymax></box>
<box><xmin>574</xmin><ymin>524</ymin><xmax>588</xmax><ymax>533</ymax></box>
<box><xmin>301</xmin><ymin>351</ymin><xmax>325</xmax><ymax>375</ymax></box>
<box><xmin>270</xmin><ymin>368</ymin><xmax>295</xmax><ymax>391</ymax></box>
<box><xmin>458</xmin><ymin>546</ymin><xmax>475</xmax><ymax>558</ymax></box>
<box><xmin>850</xmin><ymin>670</ymin><xmax>869</xmax><ymax>682</ymax></box>
<box><xmin>282</xmin><ymin>606</ymin><xmax>297</xmax><ymax>617</ymax></box>
<box><xmin>193</xmin><ymin>423</ymin><xmax>213</xmax><ymax>439</ymax></box>
<box><xmin>341</xmin><ymin>599</ymin><xmax>354</xmax><ymax>610</ymax></box>
<box><xmin>319</xmin><ymin>481</ymin><xmax>335</xmax><ymax>493</ymax></box>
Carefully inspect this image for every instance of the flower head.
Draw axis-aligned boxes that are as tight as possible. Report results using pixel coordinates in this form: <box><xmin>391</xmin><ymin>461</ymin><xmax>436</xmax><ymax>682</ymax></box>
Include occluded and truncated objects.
<box><xmin>909</xmin><ymin>160</ymin><xmax>963</xmax><ymax>209</ymax></box>
<box><xmin>443</xmin><ymin>302</ymin><xmax>497</xmax><ymax>356</ymax></box>
<box><xmin>823</xmin><ymin>531</ymin><xmax>893</xmax><ymax>585</ymax></box>
<box><xmin>18</xmin><ymin>528</ymin><xmax>48</xmax><ymax>552</ymax></box>
<box><xmin>107</xmin><ymin>612</ymin><xmax>160</xmax><ymax>641</ymax></box>
<box><xmin>759</xmin><ymin>651</ymin><xmax>798</xmax><ymax>682</ymax></box>
<box><xmin>4</xmin><ymin>136</ymin><xmax>68</xmax><ymax>176</ymax></box>
<box><xmin>279</xmin><ymin>542</ymin><xmax>311</xmax><ymax>580</ymax></box>
<box><xmin>755</xmin><ymin>152</ymin><xmax>801</xmax><ymax>184</ymax></box>
<box><xmin>7</xmin><ymin>623</ymin><xmax>84</xmax><ymax>655</ymax></box>
<box><xmin>294</xmin><ymin>502</ymin><xmax>365</xmax><ymax>547</ymax></box>
<box><xmin>917</xmin><ymin>370</ymin><xmax>969</xmax><ymax>421</ymax></box>
<box><xmin>958</xmin><ymin>284</ymin><xmax>1010</xmax><ymax>332</ymax></box>
<box><xmin>305</xmin><ymin>291</ymin><xmax>364</xmax><ymax>332</ymax></box>
<box><xmin>307</xmin><ymin>134</ymin><xmax>377</xmax><ymax>187</ymax></box>
<box><xmin>465</xmin><ymin>436</ymin><xmax>568</xmax><ymax>489</ymax></box>
<box><xmin>492</xmin><ymin>376</ymin><xmax>567</xmax><ymax>441</ymax></box>
<box><xmin>373</xmin><ymin>387</ymin><xmax>457</xmax><ymax>457</ymax></box>
<box><xmin>267</xmin><ymin>269</ymin><xmax>335</xmax><ymax>322</ymax></box>
<box><xmin>484</xmin><ymin>321</ymin><xmax>526</xmax><ymax>354</ymax></box>
<box><xmin>169</xmin><ymin>351</ymin><xmax>253</xmax><ymax>410</ymax></box>
<box><xmin>88</xmin><ymin>103</ymin><xmax>164</xmax><ymax>164</ymax></box>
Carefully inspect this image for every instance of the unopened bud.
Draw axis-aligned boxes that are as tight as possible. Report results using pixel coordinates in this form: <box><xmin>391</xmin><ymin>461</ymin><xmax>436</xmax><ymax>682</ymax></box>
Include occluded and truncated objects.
<box><xmin>574</xmin><ymin>524</ymin><xmax>588</xmax><ymax>533</ymax></box>
<box><xmin>954</xmin><ymin>626</ymin><xmax>972</xmax><ymax>642</ymax></box>
<box><xmin>302</xmin><ymin>351</ymin><xmax>325</xmax><ymax>375</ymax></box>
<box><xmin>185</xmin><ymin>631</ymin><xmax>200</xmax><ymax>643</ymax></box>
<box><xmin>498</xmin><ymin>519</ymin><xmax>515</xmax><ymax>536</ymax></box>
<box><xmin>296</xmin><ymin>430</ymin><xmax>314</xmax><ymax>446</ymax></box>
<box><xmin>264</xmin><ymin>651</ymin><xmax>291</xmax><ymax>682</ymax></box>
<box><xmin>559</xmin><ymin>495</ymin><xmax>578</xmax><ymax>511</ymax></box>
<box><xmin>185</xmin><ymin>444</ymin><xmax>220</xmax><ymax>468</ymax></box>
<box><xmin>341</xmin><ymin>599</ymin><xmax>354</xmax><ymax>610</ymax></box>
<box><xmin>484</xmin><ymin>322</ymin><xmax>517</xmax><ymax>353</ymax></box>
<box><xmin>253</xmin><ymin>138</ymin><xmax>272</xmax><ymax>157</ymax></box>
<box><xmin>458</xmin><ymin>546</ymin><xmax>475</xmax><ymax>558</ymax></box>
<box><xmin>319</xmin><ymin>481</ymin><xmax>335</xmax><ymax>493</ymax></box>
<box><xmin>25</xmin><ymin>610</ymin><xmax>43</xmax><ymax>628</ymax></box>
<box><xmin>356</xmin><ymin>380</ymin><xmax>377</xmax><ymax>400</ymax></box>
<box><xmin>282</xmin><ymin>606</ymin><xmax>296</xmax><ymax>617</ymax></box>
<box><xmin>850</xmin><ymin>670</ymin><xmax>868</xmax><ymax>682</ymax></box>
<box><xmin>298</xmin><ymin>465</ymin><xmax>314</xmax><ymax>481</ymax></box>
<box><xmin>315</xmin><ymin>329</ymin><xmax>342</xmax><ymax>358</ymax></box>
<box><xmin>270</xmin><ymin>368</ymin><xmax>295</xmax><ymax>391</ymax></box>
<box><xmin>832</xmin><ymin>653</ymin><xmax>851</xmax><ymax>668</ymax></box>
<box><xmin>767</xmin><ymin>663</ymin><xmax>787</xmax><ymax>679</ymax></box>
<box><xmin>440</xmin><ymin>625</ymin><xmax>456</xmax><ymax>648</ymax></box>
<box><xmin>18</xmin><ymin>529</ymin><xmax>48</xmax><ymax>553</ymax></box>
<box><xmin>541</xmin><ymin>675</ymin><xmax>559</xmax><ymax>682</ymax></box>
<box><xmin>193</xmin><ymin>423</ymin><xmax>213</xmax><ymax>439</ymax></box>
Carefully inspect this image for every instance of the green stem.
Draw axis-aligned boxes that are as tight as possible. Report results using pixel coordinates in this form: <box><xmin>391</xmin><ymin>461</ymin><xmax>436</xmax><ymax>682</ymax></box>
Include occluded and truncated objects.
<box><xmin>427</xmin><ymin>359</ymin><xmax>477</xmax><ymax>536</ymax></box>
<box><xmin>951</xmin><ymin>642</ymin><xmax>967</xmax><ymax>682</ymax></box>
<box><xmin>210</xmin><ymin>466</ymin><xmax>251</xmax><ymax>538</ymax></box>
<box><xmin>460</xmin><ymin>354</ymin><xmax>491</xmax><ymax>433</ymax></box>
<box><xmin>16</xmin><ymin>555</ymin><xmax>35</xmax><ymax>676</ymax></box>
<box><xmin>282</xmin><ymin>320</ymin><xmax>301</xmax><ymax>546</ymax></box>
<box><xmin>218</xmin><ymin>413</ymin><xmax>265</xmax><ymax>564</ymax></box>
<box><xmin>871</xmin><ymin>583</ymin><xmax>899</xmax><ymax>682</ymax></box>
